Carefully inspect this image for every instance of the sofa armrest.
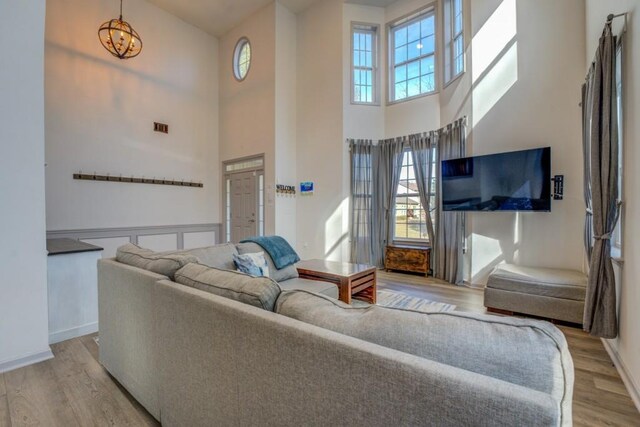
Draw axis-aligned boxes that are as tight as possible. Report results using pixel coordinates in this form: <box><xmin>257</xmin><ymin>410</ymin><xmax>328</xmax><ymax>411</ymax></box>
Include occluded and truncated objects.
<box><xmin>155</xmin><ymin>279</ymin><xmax>561</xmax><ymax>426</ymax></box>
<box><xmin>98</xmin><ymin>258</ymin><xmax>165</xmax><ymax>421</ymax></box>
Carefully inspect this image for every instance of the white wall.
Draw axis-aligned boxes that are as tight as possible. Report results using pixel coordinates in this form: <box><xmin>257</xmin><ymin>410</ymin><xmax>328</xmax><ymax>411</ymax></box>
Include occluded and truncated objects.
<box><xmin>460</xmin><ymin>0</ymin><xmax>586</xmax><ymax>285</ymax></box>
<box><xmin>343</xmin><ymin>4</ymin><xmax>386</xmax><ymax>141</ymax></box>
<box><xmin>0</xmin><ymin>0</ymin><xmax>52</xmax><ymax>371</ymax></box>
<box><xmin>45</xmin><ymin>0</ymin><xmax>220</xmax><ymax>230</ymax></box>
<box><xmin>586</xmin><ymin>0</ymin><xmax>640</xmax><ymax>409</ymax></box>
<box><xmin>275</xmin><ymin>2</ymin><xmax>298</xmax><ymax>244</ymax></box>
<box><xmin>384</xmin><ymin>0</ymin><xmax>442</xmax><ymax>136</ymax></box>
<box><xmin>342</xmin><ymin>0</ymin><xmax>586</xmax><ymax>284</ymax></box>
<box><xmin>219</xmin><ymin>3</ymin><xmax>277</xmax><ymax>235</ymax></box>
<box><xmin>343</xmin><ymin>0</ymin><xmax>444</xmax><ymax>139</ymax></box>
<box><xmin>296</xmin><ymin>0</ymin><xmax>347</xmax><ymax>261</ymax></box>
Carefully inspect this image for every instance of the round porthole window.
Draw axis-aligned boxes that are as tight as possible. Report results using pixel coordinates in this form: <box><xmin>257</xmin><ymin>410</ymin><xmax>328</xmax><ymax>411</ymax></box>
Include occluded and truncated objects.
<box><xmin>233</xmin><ymin>37</ymin><xmax>251</xmax><ymax>81</ymax></box>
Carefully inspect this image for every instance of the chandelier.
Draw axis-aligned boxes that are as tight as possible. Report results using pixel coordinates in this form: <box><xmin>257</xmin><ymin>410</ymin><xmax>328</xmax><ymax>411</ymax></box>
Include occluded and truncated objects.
<box><xmin>98</xmin><ymin>0</ymin><xmax>143</xmax><ymax>59</ymax></box>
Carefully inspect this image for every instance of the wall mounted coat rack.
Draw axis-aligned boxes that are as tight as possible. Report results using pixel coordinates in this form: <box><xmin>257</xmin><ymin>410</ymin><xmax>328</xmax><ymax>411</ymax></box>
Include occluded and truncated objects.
<box><xmin>73</xmin><ymin>173</ymin><xmax>203</xmax><ymax>188</ymax></box>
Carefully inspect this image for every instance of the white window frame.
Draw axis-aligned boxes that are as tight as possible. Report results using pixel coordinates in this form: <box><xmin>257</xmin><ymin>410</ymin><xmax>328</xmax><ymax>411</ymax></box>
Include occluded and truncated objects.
<box><xmin>443</xmin><ymin>0</ymin><xmax>465</xmax><ymax>85</ymax></box>
<box><xmin>351</xmin><ymin>23</ymin><xmax>380</xmax><ymax>105</ymax></box>
<box><xmin>392</xmin><ymin>149</ymin><xmax>436</xmax><ymax>245</ymax></box>
<box><xmin>222</xmin><ymin>154</ymin><xmax>265</xmax><ymax>243</ymax></box>
<box><xmin>612</xmin><ymin>41</ymin><xmax>624</xmax><ymax>258</ymax></box>
<box><xmin>233</xmin><ymin>37</ymin><xmax>251</xmax><ymax>82</ymax></box>
<box><xmin>388</xmin><ymin>7</ymin><xmax>438</xmax><ymax>105</ymax></box>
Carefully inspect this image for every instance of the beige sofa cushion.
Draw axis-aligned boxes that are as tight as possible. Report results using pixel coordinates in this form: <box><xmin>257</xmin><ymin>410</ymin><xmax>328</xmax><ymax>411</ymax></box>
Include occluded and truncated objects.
<box><xmin>487</xmin><ymin>264</ymin><xmax>587</xmax><ymax>301</ymax></box>
<box><xmin>275</xmin><ymin>289</ymin><xmax>573</xmax><ymax>413</ymax></box>
<box><xmin>174</xmin><ymin>263</ymin><xmax>281</xmax><ymax>311</ymax></box>
<box><xmin>176</xmin><ymin>243</ymin><xmax>238</xmax><ymax>271</ymax></box>
<box><xmin>116</xmin><ymin>243</ymin><xmax>198</xmax><ymax>279</ymax></box>
<box><xmin>277</xmin><ymin>277</ymin><xmax>338</xmax><ymax>299</ymax></box>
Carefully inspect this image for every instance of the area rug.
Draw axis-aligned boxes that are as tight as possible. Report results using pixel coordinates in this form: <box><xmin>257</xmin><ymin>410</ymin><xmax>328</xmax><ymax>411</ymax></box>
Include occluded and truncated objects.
<box><xmin>375</xmin><ymin>289</ymin><xmax>456</xmax><ymax>313</ymax></box>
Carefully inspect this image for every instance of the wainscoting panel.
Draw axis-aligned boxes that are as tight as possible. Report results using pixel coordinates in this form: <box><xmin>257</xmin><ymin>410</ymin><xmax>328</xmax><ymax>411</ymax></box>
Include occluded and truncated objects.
<box><xmin>47</xmin><ymin>224</ymin><xmax>222</xmax><ymax>257</ymax></box>
<box><xmin>138</xmin><ymin>234</ymin><xmax>178</xmax><ymax>252</ymax></box>
<box><xmin>183</xmin><ymin>231</ymin><xmax>217</xmax><ymax>249</ymax></box>
<box><xmin>80</xmin><ymin>237</ymin><xmax>131</xmax><ymax>258</ymax></box>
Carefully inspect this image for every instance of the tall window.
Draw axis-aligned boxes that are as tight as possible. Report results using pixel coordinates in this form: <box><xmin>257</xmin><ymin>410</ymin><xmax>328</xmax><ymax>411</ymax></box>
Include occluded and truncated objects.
<box><xmin>352</xmin><ymin>151</ymin><xmax>373</xmax><ymax>235</ymax></box>
<box><xmin>612</xmin><ymin>43</ymin><xmax>623</xmax><ymax>253</ymax></box>
<box><xmin>352</xmin><ymin>24</ymin><xmax>378</xmax><ymax>104</ymax></box>
<box><xmin>225</xmin><ymin>178</ymin><xmax>231</xmax><ymax>242</ymax></box>
<box><xmin>389</xmin><ymin>9</ymin><xmax>436</xmax><ymax>103</ymax></box>
<box><xmin>394</xmin><ymin>151</ymin><xmax>435</xmax><ymax>242</ymax></box>
<box><xmin>444</xmin><ymin>0</ymin><xmax>464</xmax><ymax>84</ymax></box>
<box><xmin>258</xmin><ymin>174</ymin><xmax>265</xmax><ymax>237</ymax></box>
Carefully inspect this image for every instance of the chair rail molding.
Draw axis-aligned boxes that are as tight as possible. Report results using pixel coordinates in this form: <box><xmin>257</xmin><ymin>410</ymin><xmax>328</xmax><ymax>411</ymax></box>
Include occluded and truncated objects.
<box><xmin>47</xmin><ymin>223</ymin><xmax>222</xmax><ymax>251</ymax></box>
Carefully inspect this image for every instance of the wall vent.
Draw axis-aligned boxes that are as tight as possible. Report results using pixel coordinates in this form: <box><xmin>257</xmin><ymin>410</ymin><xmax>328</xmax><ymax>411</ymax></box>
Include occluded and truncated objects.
<box><xmin>154</xmin><ymin>122</ymin><xmax>169</xmax><ymax>133</ymax></box>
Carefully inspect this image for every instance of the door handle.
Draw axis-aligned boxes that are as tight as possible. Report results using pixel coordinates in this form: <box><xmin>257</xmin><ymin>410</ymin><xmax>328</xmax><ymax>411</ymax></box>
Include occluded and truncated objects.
<box><xmin>248</xmin><ymin>219</ymin><xmax>256</xmax><ymax>223</ymax></box>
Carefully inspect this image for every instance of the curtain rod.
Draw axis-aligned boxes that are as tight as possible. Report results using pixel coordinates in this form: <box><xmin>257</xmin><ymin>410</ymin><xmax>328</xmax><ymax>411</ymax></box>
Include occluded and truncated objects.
<box><xmin>579</xmin><ymin>13</ymin><xmax>627</xmax><ymax>108</ymax></box>
<box><xmin>607</xmin><ymin>12</ymin><xmax>628</xmax><ymax>33</ymax></box>
<box><xmin>346</xmin><ymin>117</ymin><xmax>467</xmax><ymax>145</ymax></box>
<box><xmin>607</xmin><ymin>12</ymin><xmax>627</xmax><ymax>23</ymax></box>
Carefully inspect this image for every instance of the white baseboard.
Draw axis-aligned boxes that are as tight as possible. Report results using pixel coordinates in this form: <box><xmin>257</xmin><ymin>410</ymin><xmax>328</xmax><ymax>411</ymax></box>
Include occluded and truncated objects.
<box><xmin>49</xmin><ymin>322</ymin><xmax>99</xmax><ymax>345</ymax></box>
<box><xmin>463</xmin><ymin>280</ymin><xmax>485</xmax><ymax>289</ymax></box>
<box><xmin>0</xmin><ymin>348</ymin><xmax>54</xmax><ymax>374</ymax></box>
<box><xmin>601</xmin><ymin>338</ymin><xmax>640</xmax><ymax>412</ymax></box>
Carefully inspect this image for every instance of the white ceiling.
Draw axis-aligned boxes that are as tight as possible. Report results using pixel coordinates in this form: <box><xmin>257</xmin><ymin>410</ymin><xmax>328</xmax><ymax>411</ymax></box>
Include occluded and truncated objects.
<box><xmin>146</xmin><ymin>0</ymin><xmax>318</xmax><ymax>37</ymax></box>
<box><xmin>146</xmin><ymin>0</ymin><xmax>398</xmax><ymax>38</ymax></box>
<box><xmin>345</xmin><ymin>0</ymin><xmax>397</xmax><ymax>7</ymax></box>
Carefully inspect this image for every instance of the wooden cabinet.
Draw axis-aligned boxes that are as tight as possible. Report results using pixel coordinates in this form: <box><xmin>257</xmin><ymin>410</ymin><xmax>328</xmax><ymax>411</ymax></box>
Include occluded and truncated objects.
<box><xmin>384</xmin><ymin>245</ymin><xmax>431</xmax><ymax>276</ymax></box>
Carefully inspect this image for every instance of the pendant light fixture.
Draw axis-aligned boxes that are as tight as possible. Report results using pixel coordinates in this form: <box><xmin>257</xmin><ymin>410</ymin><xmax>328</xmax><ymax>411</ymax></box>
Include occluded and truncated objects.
<box><xmin>98</xmin><ymin>0</ymin><xmax>143</xmax><ymax>59</ymax></box>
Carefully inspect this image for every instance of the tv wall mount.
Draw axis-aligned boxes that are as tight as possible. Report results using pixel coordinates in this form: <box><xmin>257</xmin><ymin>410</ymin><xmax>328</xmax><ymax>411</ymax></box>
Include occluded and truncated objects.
<box><xmin>552</xmin><ymin>175</ymin><xmax>564</xmax><ymax>200</ymax></box>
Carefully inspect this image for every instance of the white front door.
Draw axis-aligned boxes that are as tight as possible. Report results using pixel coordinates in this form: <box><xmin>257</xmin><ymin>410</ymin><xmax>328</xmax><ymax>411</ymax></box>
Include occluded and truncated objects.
<box><xmin>229</xmin><ymin>171</ymin><xmax>258</xmax><ymax>242</ymax></box>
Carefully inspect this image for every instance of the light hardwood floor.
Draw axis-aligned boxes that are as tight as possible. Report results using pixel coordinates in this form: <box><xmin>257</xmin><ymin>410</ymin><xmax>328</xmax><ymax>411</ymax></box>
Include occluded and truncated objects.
<box><xmin>0</xmin><ymin>271</ymin><xmax>638</xmax><ymax>426</ymax></box>
<box><xmin>378</xmin><ymin>270</ymin><xmax>640</xmax><ymax>427</ymax></box>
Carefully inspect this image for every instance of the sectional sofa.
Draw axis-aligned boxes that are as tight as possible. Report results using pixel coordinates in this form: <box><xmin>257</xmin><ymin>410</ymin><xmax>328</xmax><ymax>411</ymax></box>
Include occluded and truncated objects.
<box><xmin>98</xmin><ymin>242</ymin><xmax>574</xmax><ymax>426</ymax></box>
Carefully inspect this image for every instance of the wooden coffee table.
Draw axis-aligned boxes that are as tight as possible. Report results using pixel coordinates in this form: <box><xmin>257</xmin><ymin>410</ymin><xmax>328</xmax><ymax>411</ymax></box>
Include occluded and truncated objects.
<box><xmin>296</xmin><ymin>259</ymin><xmax>377</xmax><ymax>304</ymax></box>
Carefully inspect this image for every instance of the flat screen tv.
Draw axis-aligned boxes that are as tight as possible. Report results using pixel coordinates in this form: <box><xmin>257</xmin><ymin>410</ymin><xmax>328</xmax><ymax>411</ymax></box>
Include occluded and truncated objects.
<box><xmin>442</xmin><ymin>147</ymin><xmax>551</xmax><ymax>212</ymax></box>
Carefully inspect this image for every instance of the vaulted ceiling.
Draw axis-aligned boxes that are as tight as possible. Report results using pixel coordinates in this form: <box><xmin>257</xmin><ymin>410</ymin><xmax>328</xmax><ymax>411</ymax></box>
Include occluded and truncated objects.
<box><xmin>146</xmin><ymin>0</ymin><xmax>398</xmax><ymax>37</ymax></box>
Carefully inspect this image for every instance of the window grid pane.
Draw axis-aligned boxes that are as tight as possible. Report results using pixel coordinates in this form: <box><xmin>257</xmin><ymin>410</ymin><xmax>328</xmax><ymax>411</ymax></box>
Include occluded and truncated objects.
<box><xmin>258</xmin><ymin>174</ymin><xmax>265</xmax><ymax>236</ymax></box>
<box><xmin>391</xmin><ymin>12</ymin><xmax>436</xmax><ymax>102</ymax></box>
<box><xmin>393</xmin><ymin>151</ymin><xmax>434</xmax><ymax>242</ymax></box>
<box><xmin>446</xmin><ymin>0</ymin><xmax>464</xmax><ymax>83</ymax></box>
<box><xmin>225</xmin><ymin>179</ymin><xmax>231</xmax><ymax>242</ymax></box>
<box><xmin>352</xmin><ymin>27</ymin><xmax>376</xmax><ymax>104</ymax></box>
<box><xmin>453</xmin><ymin>34</ymin><xmax>464</xmax><ymax>75</ymax></box>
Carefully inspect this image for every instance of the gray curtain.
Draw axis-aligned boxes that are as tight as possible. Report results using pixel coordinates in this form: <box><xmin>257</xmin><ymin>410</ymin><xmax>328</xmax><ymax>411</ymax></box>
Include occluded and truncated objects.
<box><xmin>434</xmin><ymin>118</ymin><xmax>466</xmax><ymax>285</ymax></box>
<box><xmin>409</xmin><ymin>132</ymin><xmax>437</xmax><ymax>254</ymax></box>
<box><xmin>349</xmin><ymin>139</ymin><xmax>374</xmax><ymax>265</ymax></box>
<box><xmin>349</xmin><ymin>137</ymin><xmax>404</xmax><ymax>267</ymax></box>
<box><xmin>581</xmin><ymin>81</ymin><xmax>594</xmax><ymax>261</ymax></box>
<box><xmin>371</xmin><ymin>138</ymin><xmax>405</xmax><ymax>267</ymax></box>
<box><xmin>582</xmin><ymin>24</ymin><xmax>620</xmax><ymax>338</ymax></box>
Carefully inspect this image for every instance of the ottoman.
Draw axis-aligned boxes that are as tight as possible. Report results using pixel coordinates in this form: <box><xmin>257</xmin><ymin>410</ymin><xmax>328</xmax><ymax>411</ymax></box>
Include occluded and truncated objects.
<box><xmin>484</xmin><ymin>264</ymin><xmax>587</xmax><ymax>324</ymax></box>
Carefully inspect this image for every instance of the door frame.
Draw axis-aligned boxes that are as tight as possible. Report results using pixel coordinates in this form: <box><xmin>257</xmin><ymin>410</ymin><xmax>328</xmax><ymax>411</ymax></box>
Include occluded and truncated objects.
<box><xmin>222</xmin><ymin>154</ymin><xmax>265</xmax><ymax>243</ymax></box>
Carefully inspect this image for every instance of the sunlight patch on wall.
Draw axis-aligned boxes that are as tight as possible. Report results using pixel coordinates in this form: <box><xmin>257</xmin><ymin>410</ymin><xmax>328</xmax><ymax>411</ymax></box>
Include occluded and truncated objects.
<box><xmin>472</xmin><ymin>41</ymin><xmax>518</xmax><ymax>126</ymax></box>
<box><xmin>471</xmin><ymin>0</ymin><xmax>517</xmax><ymax>83</ymax></box>
<box><xmin>324</xmin><ymin>197</ymin><xmax>349</xmax><ymax>261</ymax></box>
<box><xmin>470</xmin><ymin>233</ymin><xmax>504</xmax><ymax>280</ymax></box>
<box><xmin>514</xmin><ymin>211</ymin><xmax>521</xmax><ymax>246</ymax></box>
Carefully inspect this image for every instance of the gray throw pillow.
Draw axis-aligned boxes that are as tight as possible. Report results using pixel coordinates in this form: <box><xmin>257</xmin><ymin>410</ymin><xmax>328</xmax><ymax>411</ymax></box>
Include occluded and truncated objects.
<box><xmin>116</xmin><ymin>243</ymin><xmax>198</xmax><ymax>279</ymax></box>
<box><xmin>275</xmin><ymin>290</ymin><xmax>571</xmax><ymax>403</ymax></box>
<box><xmin>236</xmin><ymin>242</ymin><xmax>299</xmax><ymax>282</ymax></box>
<box><xmin>175</xmin><ymin>263</ymin><xmax>281</xmax><ymax>311</ymax></box>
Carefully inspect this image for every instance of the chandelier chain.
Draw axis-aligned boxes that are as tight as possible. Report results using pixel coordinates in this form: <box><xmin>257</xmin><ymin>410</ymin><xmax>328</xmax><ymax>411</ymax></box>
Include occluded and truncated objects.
<box><xmin>98</xmin><ymin>0</ymin><xmax>143</xmax><ymax>59</ymax></box>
